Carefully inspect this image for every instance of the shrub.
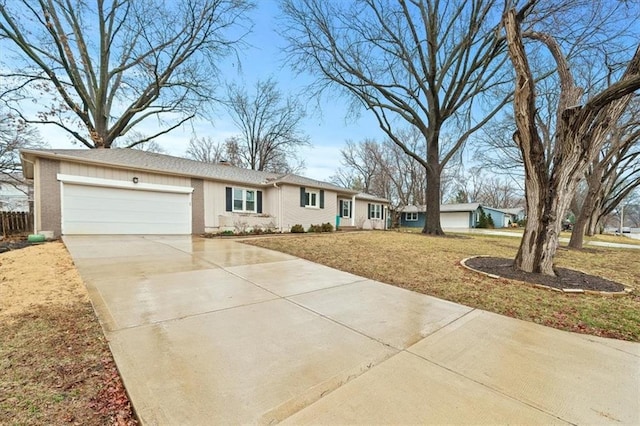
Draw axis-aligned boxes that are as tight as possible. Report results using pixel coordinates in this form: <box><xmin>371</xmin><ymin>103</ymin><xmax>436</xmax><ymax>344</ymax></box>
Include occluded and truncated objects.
<box><xmin>290</xmin><ymin>224</ymin><xmax>305</xmax><ymax>233</ymax></box>
<box><xmin>308</xmin><ymin>224</ymin><xmax>322</xmax><ymax>233</ymax></box>
<box><xmin>321</xmin><ymin>222</ymin><xmax>334</xmax><ymax>232</ymax></box>
<box><xmin>477</xmin><ymin>207</ymin><xmax>488</xmax><ymax>228</ymax></box>
<box><xmin>220</xmin><ymin>230</ymin><xmax>234</xmax><ymax>236</ymax></box>
<box><xmin>487</xmin><ymin>214</ymin><xmax>495</xmax><ymax>229</ymax></box>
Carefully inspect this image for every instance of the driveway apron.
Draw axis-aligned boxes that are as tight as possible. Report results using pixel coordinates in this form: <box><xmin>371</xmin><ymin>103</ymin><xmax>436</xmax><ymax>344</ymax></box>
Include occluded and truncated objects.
<box><xmin>64</xmin><ymin>235</ymin><xmax>640</xmax><ymax>425</ymax></box>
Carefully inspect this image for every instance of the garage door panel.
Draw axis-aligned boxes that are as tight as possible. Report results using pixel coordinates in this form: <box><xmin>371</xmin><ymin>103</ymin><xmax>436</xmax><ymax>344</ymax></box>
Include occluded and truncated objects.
<box><xmin>440</xmin><ymin>212</ymin><xmax>470</xmax><ymax>228</ymax></box>
<box><xmin>63</xmin><ymin>184</ymin><xmax>191</xmax><ymax>235</ymax></box>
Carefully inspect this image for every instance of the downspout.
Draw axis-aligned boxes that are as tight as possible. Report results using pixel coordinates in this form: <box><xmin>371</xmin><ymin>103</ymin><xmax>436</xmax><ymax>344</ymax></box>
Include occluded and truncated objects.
<box><xmin>351</xmin><ymin>194</ymin><xmax>356</xmax><ymax>227</ymax></box>
<box><xmin>273</xmin><ymin>182</ymin><xmax>282</xmax><ymax>232</ymax></box>
<box><xmin>20</xmin><ymin>153</ymin><xmax>36</xmax><ymax>233</ymax></box>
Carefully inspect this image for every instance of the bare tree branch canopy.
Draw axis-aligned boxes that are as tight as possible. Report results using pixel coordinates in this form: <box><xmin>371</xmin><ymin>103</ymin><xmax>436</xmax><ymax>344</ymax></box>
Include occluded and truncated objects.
<box><xmin>185</xmin><ymin>136</ymin><xmax>228</xmax><ymax>163</ymax></box>
<box><xmin>0</xmin><ymin>0</ymin><xmax>254</xmax><ymax>149</ymax></box>
<box><xmin>224</xmin><ymin>78</ymin><xmax>309</xmax><ymax>172</ymax></box>
<box><xmin>569</xmin><ymin>101</ymin><xmax>640</xmax><ymax>247</ymax></box>
<box><xmin>1</xmin><ymin>108</ymin><xmax>47</xmax><ymax>192</ymax></box>
<box><xmin>503</xmin><ymin>2</ymin><xmax>640</xmax><ymax>275</ymax></box>
<box><xmin>281</xmin><ymin>0</ymin><xmax>512</xmax><ymax>235</ymax></box>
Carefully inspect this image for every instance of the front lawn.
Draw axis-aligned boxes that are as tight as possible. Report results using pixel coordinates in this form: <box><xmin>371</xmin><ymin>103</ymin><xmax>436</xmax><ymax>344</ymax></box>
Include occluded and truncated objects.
<box><xmin>246</xmin><ymin>231</ymin><xmax>640</xmax><ymax>341</ymax></box>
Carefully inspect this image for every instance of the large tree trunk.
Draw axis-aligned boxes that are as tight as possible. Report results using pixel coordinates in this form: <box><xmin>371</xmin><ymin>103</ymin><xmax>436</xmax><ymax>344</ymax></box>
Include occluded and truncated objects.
<box><xmin>504</xmin><ymin>7</ymin><xmax>640</xmax><ymax>275</ymax></box>
<box><xmin>422</xmin><ymin>164</ymin><xmax>444</xmax><ymax>235</ymax></box>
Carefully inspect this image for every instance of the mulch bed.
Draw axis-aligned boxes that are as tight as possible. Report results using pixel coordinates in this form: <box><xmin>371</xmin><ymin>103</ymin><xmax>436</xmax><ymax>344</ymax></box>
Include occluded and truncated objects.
<box><xmin>465</xmin><ymin>256</ymin><xmax>627</xmax><ymax>293</ymax></box>
<box><xmin>0</xmin><ymin>239</ymin><xmax>30</xmax><ymax>253</ymax></box>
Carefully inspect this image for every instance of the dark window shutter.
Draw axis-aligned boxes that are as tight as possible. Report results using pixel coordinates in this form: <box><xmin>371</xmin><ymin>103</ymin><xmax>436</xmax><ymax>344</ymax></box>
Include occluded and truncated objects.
<box><xmin>257</xmin><ymin>191</ymin><xmax>263</xmax><ymax>214</ymax></box>
<box><xmin>368</xmin><ymin>203</ymin><xmax>371</xmax><ymax>219</ymax></box>
<box><xmin>382</xmin><ymin>206</ymin><xmax>385</xmax><ymax>220</ymax></box>
<box><xmin>300</xmin><ymin>187</ymin><xmax>305</xmax><ymax>207</ymax></box>
<box><xmin>349</xmin><ymin>201</ymin><xmax>352</xmax><ymax>218</ymax></box>
<box><xmin>225</xmin><ymin>187</ymin><xmax>232</xmax><ymax>212</ymax></box>
<box><xmin>319</xmin><ymin>190</ymin><xmax>325</xmax><ymax>209</ymax></box>
<box><xmin>339</xmin><ymin>200</ymin><xmax>343</xmax><ymax>215</ymax></box>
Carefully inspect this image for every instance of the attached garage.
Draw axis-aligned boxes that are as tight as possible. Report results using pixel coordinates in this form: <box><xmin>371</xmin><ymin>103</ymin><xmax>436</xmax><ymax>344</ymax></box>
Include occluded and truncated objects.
<box><xmin>59</xmin><ymin>175</ymin><xmax>192</xmax><ymax>235</ymax></box>
<box><xmin>440</xmin><ymin>211</ymin><xmax>471</xmax><ymax>229</ymax></box>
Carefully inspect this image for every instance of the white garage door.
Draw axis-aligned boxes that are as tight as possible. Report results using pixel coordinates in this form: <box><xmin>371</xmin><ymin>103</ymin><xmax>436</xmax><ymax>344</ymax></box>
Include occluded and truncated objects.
<box><xmin>440</xmin><ymin>211</ymin><xmax>470</xmax><ymax>228</ymax></box>
<box><xmin>62</xmin><ymin>184</ymin><xmax>191</xmax><ymax>235</ymax></box>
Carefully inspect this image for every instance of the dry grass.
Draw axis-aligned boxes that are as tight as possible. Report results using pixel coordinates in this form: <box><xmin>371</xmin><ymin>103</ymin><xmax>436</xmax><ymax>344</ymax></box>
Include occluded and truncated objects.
<box><xmin>247</xmin><ymin>231</ymin><xmax>640</xmax><ymax>342</ymax></box>
<box><xmin>0</xmin><ymin>242</ymin><xmax>136</xmax><ymax>425</ymax></box>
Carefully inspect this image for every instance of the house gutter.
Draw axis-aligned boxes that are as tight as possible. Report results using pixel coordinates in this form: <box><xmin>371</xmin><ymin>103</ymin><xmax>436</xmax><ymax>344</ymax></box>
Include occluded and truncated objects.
<box><xmin>273</xmin><ymin>182</ymin><xmax>283</xmax><ymax>232</ymax></box>
<box><xmin>351</xmin><ymin>194</ymin><xmax>356</xmax><ymax>227</ymax></box>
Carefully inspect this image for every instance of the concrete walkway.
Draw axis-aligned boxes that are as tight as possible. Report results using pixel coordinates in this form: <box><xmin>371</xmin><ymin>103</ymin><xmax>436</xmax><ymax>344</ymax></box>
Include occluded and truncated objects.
<box><xmin>64</xmin><ymin>235</ymin><xmax>640</xmax><ymax>425</ymax></box>
<box><xmin>449</xmin><ymin>228</ymin><xmax>640</xmax><ymax>249</ymax></box>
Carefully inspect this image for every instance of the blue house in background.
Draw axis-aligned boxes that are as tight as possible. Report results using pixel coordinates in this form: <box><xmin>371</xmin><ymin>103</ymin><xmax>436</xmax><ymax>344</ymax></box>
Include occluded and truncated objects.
<box><xmin>399</xmin><ymin>203</ymin><xmax>520</xmax><ymax>229</ymax></box>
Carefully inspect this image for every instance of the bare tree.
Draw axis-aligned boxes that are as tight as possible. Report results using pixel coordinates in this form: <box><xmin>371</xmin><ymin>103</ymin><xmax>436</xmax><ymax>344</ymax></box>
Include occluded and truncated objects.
<box><xmin>0</xmin><ymin>0</ymin><xmax>253</xmax><ymax>149</ymax></box>
<box><xmin>331</xmin><ymin>130</ymin><xmax>427</xmax><ymax>209</ymax></box>
<box><xmin>185</xmin><ymin>136</ymin><xmax>227</xmax><ymax>163</ymax></box>
<box><xmin>281</xmin><ymin>0</ymin><xmax>512</xmax><ymax>235</ymax></box>
<box><xmin>331</xmin><ymin>139</ymin><xmax>382</xmax><ymax>194</ymax></box>
<box><xmin>224</xmin><ymin>78</ymin><xmax>309</xmax><ymax>172</ymax></box>
<box><xmin>503</xmin><ymin>2</ymin><xmax>640</xmax><ymax>275</ymax></box>
<box><xmin>1</xmin><ymin>110</ymin><xmax>47</xmax><ymax>191</ymax></box>
<box><xmin>112</xmin><ymin>131</ymin><xmax>167</xmax><ymax>153</ymax></box>
<box><xmin>569</xmin><ymin>105</ymin><xmax>640</xmax><ymax>247</ymax></box>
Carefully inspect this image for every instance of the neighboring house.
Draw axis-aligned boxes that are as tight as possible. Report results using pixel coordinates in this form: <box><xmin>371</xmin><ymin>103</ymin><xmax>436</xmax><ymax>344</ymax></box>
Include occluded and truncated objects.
<box><xmin>20</xmin><ymin>149</ymin><xmax>389</xmax><ymax>236</ymax></box>
<box><xmin>0</xmin><ymin>174</ymin><xmax>30</xmax><ymax>212</ymax></box>
<box><xmin>399</xmin><ymin>203</ymin><xmax>518</xmax><ymax>229</ymax></box>
<box><xmin>501</xmin><ymin>207</ymin><xmax>526</xmax><ymax>223</ymax></box>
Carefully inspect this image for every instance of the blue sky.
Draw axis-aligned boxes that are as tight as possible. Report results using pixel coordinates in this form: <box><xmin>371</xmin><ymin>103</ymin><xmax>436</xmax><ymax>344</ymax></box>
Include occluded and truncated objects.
<box><xmin>39</xmin><ymin>0</ymin><xmax>386</xmax><ymax>181</ymax></box>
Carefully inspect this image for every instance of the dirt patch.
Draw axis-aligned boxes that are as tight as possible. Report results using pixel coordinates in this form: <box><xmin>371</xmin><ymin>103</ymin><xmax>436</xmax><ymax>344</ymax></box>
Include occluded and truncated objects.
<box><xmin>464</xmin><ymin>256</ymin><xmax>627</xmax><ymax>293</ymax></box>
<box><xmin>0</xmin><ymin>241</ymin><xmax>137</xmax><ymax>424</ymax></box>
<box><xmin>0</xmin><ymin>241</ymin><xmax>89</xmax><ymax>318</ymax></box>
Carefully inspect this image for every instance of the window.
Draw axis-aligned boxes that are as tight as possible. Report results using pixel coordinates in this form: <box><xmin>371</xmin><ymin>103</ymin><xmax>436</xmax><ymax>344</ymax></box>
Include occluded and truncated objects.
<box><xmin>341</xmin><ymin>200</ymin><xmax>351</xmax><ymax>218</ymax></box>
<box><xmin>226</xmin><ymin>187</ymin><xmax>262</xmax><ymax>213</ymax></box>
<box><xmin>369</xmin><ymin>203</ymin><xmax>382</xmax><ymax>219</ymax></box>
<box><xmin>405</xmin><ymin>212</ymin><xmax>418</xmax><ymax>221</ymax></box>
<box><xmin>300</xmin><ymin>187</ymin><xmax>324</xmax><ymax>209</ymax></box>
<box><xmin>305</xmin><ymin>190</ymin><xmax>319</xmax><ymax>208</ymax></box>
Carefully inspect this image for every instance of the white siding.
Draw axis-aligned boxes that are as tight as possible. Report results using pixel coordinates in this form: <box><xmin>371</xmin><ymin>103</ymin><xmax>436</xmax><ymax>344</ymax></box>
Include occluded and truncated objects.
<box><xmin>60</xmin><ymin>162</ymin><xmax>190</xmax><ymax>187</ymax></box>
<box><xmin>203</xmin><ymin>180</ymin><xmax>277</xmax><ymax>232</ymax></box>
<box><xmin>353</xmin><ymin>199</ymin><xmax>387</xmax><ymax>230</ymax></box>
<box><xmin>281</xmin><ymin>185</ymin><xmax>337</xmax><ymax>231</ymax></box>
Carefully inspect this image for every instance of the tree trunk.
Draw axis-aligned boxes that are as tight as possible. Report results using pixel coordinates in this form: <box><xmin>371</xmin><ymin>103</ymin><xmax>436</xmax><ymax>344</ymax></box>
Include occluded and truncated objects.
<box><xmin>422</xmin><ymin>164</ymin><xmax>444</xmax><ymax>235</ymax></box>
<box><xmin>586</xmin><ymin>205</ymin><xmax>601</xmax><ymax>236</ymax></box>
<box><xmin>569</xmin><ymin>168</ymin><xmax>603</xmax><ymax>249</ymax></box>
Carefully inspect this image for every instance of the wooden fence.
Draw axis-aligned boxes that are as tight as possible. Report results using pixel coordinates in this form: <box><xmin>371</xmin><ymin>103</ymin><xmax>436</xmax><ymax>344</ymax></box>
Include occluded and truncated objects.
<box><xmin>1</xmin><ymin>211</ymin><xmax>32</xmax><ymax>236</ymax></box>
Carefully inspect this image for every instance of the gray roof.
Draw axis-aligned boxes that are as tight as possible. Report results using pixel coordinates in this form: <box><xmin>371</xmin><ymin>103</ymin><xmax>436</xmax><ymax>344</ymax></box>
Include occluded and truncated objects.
<box><xmin>354</xmin><ymin>192</ymin><xmax>389</xmax><ymax>203</ymax></box>
<box><xmin>501</xmin><ymin>207</ymin><xmax>526</xmax><ymax>215</ymax></box>
<box><xmin>20</xmin><ymin>148</ymin><xmax>360</xmax><ymax>194</ymax></box>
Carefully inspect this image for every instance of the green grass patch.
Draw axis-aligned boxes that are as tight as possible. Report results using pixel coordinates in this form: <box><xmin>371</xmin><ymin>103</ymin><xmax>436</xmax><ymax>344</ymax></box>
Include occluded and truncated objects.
<box><xmin>246</xmin><ymin>231</ymin><xmax>640</xmax><ymax>341</ymax></box>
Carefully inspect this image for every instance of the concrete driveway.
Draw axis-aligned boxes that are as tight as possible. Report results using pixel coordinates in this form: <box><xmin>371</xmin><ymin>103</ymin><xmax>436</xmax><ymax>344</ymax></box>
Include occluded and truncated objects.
<box><xmin>64</xmin><ymin>235</ymin><xmax>640</xmax><ymax>425</ymax></box>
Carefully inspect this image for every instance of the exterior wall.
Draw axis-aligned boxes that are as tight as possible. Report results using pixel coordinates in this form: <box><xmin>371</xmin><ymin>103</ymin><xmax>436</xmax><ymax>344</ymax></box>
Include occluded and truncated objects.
<box><xmin>336</xmin><ymin>197</ymin><xmax>353</xmax><ymax>229</ymax></box>
<box><xmin>353</xmin><ymin>199</ymin><xmax>387</xmax><ymax>230</ymax></box>
<box><xmin>281</xmin><ymin>184</ymin><xmax>337</xmax><ymax>231</ymax></box>
<box><xmin>36</xmin><ymin>158</ymin><xmax>62</xmax><ymax>236</ymax></box>
<box><xmin>400</xmin><ymin>212</ymin><xmax>425</xmax><ymax>228</ymax></box>
<box><xmin>483</xmin><ymin>207</ymin><xmax>511</xmax><ymax>228</ymax></box>
<box><xmin>191</xmin><ymin>178</ymin><xmax>205</xmax><ymax>234</ymax></box>
<box><xmin>203</xmin><ymin>180</ymin><xmax>277</xmax><ymax>232</ymax></box>
<box><xmin>60</xmin><ymin>162</ymin><xmax>190</xmax><ymax>187</ymax></box>
<box><xmin>401</xmin><ymin>211</ymin><xmax>478</xmax><ymax>229</ymax></box>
